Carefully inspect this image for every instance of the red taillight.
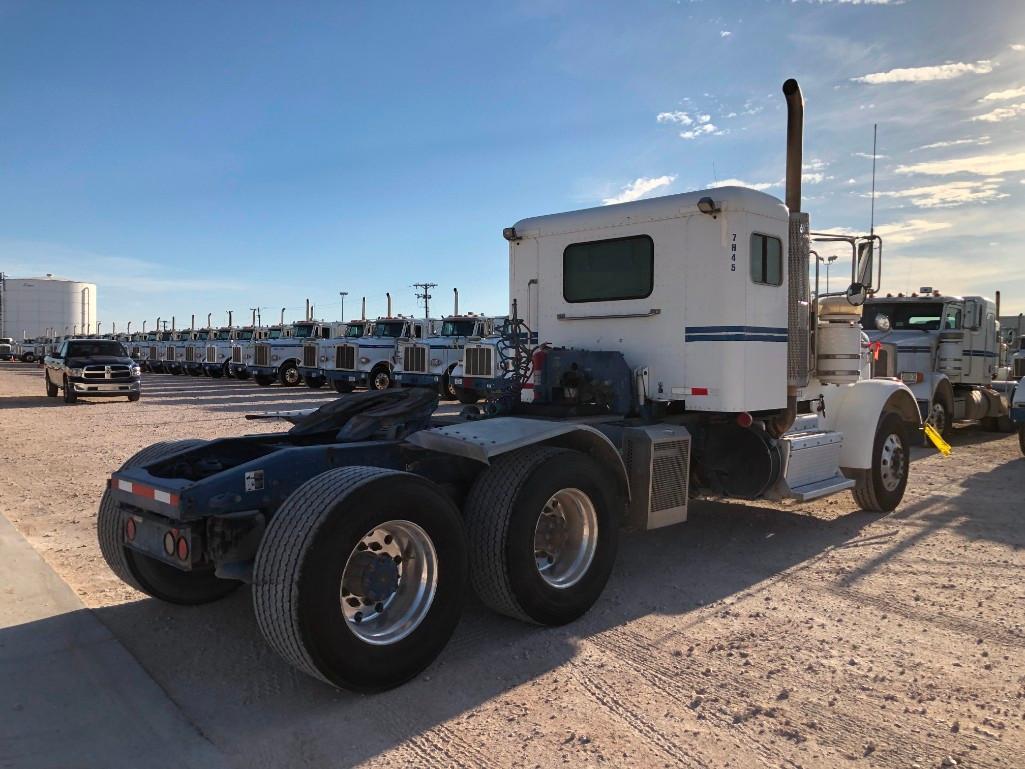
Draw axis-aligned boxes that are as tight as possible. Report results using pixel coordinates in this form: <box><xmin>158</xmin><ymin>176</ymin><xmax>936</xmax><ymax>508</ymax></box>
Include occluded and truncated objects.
<box><xmin>176</xmin><ymin>536</ymin><xmax>189</xmax><ymax>562</ymax></box>
<box><xmin>124</xmin><ymin>518</ymin><xmax>137</xmax><ymax>542</ymax></box>
<box><xmin>736</xmin><ymin>411</ymin><xmax>754</xmax><ymax>428</ymax></box>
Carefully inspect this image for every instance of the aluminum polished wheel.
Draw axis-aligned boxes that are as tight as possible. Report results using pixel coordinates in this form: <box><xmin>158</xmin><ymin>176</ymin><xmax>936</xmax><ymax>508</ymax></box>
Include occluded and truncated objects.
<box><xmin>927</xmin><ymin>402</ymin><xmax>947</xmax><ymax>435</ymax></box>
<box><xmin>283</xmin><ymin>367</ymin><xmax>301</xmax><ymax>385</ymax></box>
<box><xmin>879</xmin><ymin>432</ymin><xmax>906</xmax><ymax>492</ymax></box>
<box><xmin>340</xmin><ymin>520</ymin><xmax>438</xmax><ymax>646</ymax></box>
<box><xmin>533</xmin><ymin>488</ymin><xmax>598</xmax><ymax>589</ymax></box>
<box><xmin>372</xmin><ymin>371</ymin><xmax>391</xmax><ymax>390</ymax></box>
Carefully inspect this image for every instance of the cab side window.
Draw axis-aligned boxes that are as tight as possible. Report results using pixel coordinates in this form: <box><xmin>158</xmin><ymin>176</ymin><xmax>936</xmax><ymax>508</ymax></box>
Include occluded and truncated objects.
<box><xmin>750</xmin><ymin>233</ymin><xmax>783</xmax><ymax>286</ymax></box>
<box><xmin>944</xmin><ymin>308</ymin><xmax>962</xmax><ymax>330</ymax></box>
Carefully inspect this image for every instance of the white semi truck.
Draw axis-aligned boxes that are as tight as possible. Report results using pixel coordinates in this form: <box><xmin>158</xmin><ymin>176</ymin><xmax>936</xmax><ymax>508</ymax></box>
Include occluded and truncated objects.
<box><xmin>299</xmin><ymin>318</ymin><xmax>372</xmax><ymax>392</ymax></box>
<box><xmin>251</xmin><ymin>313</ymin><xmax>347</xmax><ymax>387</ymax></box>
<box><xmin>97</xmin><ymin>79</ymin><xmax>924</xmax><ymax>694</ymax></box>
<box><xmin>863</xmin><ymin>290</ymin><xmax>1014</xmax><ymax>436</ymax></box>
<box><xmin>394</xmin><ymin>304</ymin><xmax>494</xmax><ymax>398</ymax></box>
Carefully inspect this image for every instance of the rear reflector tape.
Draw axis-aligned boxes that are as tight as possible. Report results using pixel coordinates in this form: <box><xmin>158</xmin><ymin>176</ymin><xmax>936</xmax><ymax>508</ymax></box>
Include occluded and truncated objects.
<box><xmin>691</xmin><ymin>387</ymin><xmax>709</xmax><ymax>396</ymax></box>
<box><xmin>112</xmin><ymin>476</ymin><xmax>179</xmax><ymax>507</ymax></box>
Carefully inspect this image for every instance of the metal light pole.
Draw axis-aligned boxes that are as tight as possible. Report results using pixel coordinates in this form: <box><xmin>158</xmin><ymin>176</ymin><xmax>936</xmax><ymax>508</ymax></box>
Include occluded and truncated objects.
<box><xmin>817</xmin><ymin>254</ymin><xmax>838</xmax><ymax>293</ymax></box>
<box><xmin>339</xmin><ymin>291</ymin><xmax>348</xmax><ymax>320</ymax></box>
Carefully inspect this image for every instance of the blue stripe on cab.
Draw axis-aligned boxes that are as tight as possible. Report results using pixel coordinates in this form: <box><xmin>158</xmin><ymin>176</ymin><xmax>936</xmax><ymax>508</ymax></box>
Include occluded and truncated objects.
<box><xmin>687</xmin><ymin>325</ymin><xmax>788</xmax><ymax>334</ymax></box>
<box><xmin>685</xmin><ymin>334</ymin><xmax>788</xmax><ymax>342</ymax></box>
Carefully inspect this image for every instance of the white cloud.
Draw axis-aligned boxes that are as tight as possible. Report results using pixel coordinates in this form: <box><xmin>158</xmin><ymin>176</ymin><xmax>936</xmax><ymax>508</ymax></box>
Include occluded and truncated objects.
<box><xmin>697</xmin><ymin>114</ymin><xmax>712</xmax><ymax>123</ymax></box>
<box><xmin>914</xmin><ymin>136</ymin><xmax>990</xmax><ymax>151</ymax></box>
<box><xmin>1012</xmin><ymin>44</ymin><xmax>1025</xmax><ymax>52</ymax></box>
<box><xmin>680</xmin><ymin>123</ymin><xmax>723</xmax><ymax>140</ymax></box>
<box><xmin>710</xmin><ymin>178</ymin><xmax>781</xmax><ymax>192</ymax></box>
<box><xmin>972</xmin><ymin>102</ymin><xmax>1025</xmax><ymax>122</ymax></box>
<box><xmin>602</xmin><ymin>175</ymin><xmax>676</xmax><ymax>205</ymax></box>
<box><xmin>853</xmin><ymin>151</ymin><xmax>888</xmax><ymax>159</ymax></box>
<box><xmin>896</xmin><ymin>151</ymin><xmax>1025</xmax><ymax>176</ymax></box>
<box><xmin>656</xmin><ymin>111</ymin><xmax>692</xmax><ymax>125</ymax></box>
<box><xmin>873</xmin><ymin>180</ymin><xmax>1008</xmax><ymax>208</ymax></box>
<box><xmin>852</xmin><ymin>60</ymin><xmax>995</xmax><ymax>84</ymax></box>
<box><xmin>720</xmin><ymin>30</ymin><xmax>732</xmax><ymax>38</ymax></box>
<box><xmin>980</xmin><ymin>86</ymin><xmax>1025</xmax><ymax>102</ymax></box>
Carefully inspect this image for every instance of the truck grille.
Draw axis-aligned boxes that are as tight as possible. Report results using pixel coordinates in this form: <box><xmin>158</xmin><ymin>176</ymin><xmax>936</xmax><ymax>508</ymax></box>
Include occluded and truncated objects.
<box><xmin>335</xmin><ymin>344</ymin><xmax>356</xmax><ymax>370</ymax></box>
<box><xmin>1015</xmin><ymin>358</ymin><xmax>1025</xmax><ymax>378</ymax></box>
<box><xmin>149</xmin><ymin>346</ymin><xmax>159</xmax><ymax>361</ymax></box>
<box><xmin>185</xmin><ymin>346</ymin><xmax>196</xmax><ymax>363</ymax></box>
<box><xmin>131</xmin><ymin>346</ymin><xmax>141</xmax><ymax>358</ymax></box>
<box><xmin>83</xmin><ymin>364</ymin><xmax>132</xmax><ymax>380</ymax></box>
<box><xmin>403</xmin><ymin>344</ymin><xmax>428</xmax><ymax>373</ymax></box>
<box><xmin>206</xmin><ymin>345</ymin><xmax>217</xmax><ymax>363</ymax></box>
<box><xmin>255</xmin><ymin>344</ymin><xmax>271</xmax><ymax>367</ymax></box>
<box><xmin>164</xmin><ymin>346</ymin><xmax>176</xmax><ymax>361</ymax></box>
<box><xmin>463</xmin><ymin>346</ymin><xmax>494</xmax><ymax>378</ymax></box>
<box><xmin>232</xmin><ymin>346</ymin><xmax>242</xmax><ymax>363</ymax></box>
<box><xmin>303</xmin><ymin>343</ymin><xmax>318</xmax><ymax>368</ymax></box>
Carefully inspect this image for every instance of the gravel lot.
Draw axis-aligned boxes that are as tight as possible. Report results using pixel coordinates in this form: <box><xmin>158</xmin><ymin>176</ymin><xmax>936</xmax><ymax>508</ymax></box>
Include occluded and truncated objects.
<box><xmin>2</xmin><ymin>361</ymin><xmax>1024</xmax><ymax>769</ymax></box>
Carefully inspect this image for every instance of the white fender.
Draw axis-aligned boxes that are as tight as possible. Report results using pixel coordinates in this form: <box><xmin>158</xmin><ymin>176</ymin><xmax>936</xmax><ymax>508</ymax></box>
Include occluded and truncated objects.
<box><xmin>826</xmin><ymin>379</ymin><xmax>921</xmax><ymax>470</ymax></box>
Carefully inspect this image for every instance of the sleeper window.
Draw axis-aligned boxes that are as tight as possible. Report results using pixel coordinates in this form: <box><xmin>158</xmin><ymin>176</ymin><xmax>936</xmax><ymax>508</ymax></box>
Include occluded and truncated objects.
<box><xmin>563</xmin><ymin>235</ymin><xmax>654</xmax><ymax>303</ymax></box>
<box><xmin>750</xmin><ymin>234</ymin><xmax>783</xmax><ymax>286</ymax></box>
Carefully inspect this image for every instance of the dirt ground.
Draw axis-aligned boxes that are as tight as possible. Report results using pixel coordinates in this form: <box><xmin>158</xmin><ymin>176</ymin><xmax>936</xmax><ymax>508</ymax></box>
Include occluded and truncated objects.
<box><xmin>1</xmin><ymin>361</ymin><xmax>1023</xmax><ymax>769</ymax></box>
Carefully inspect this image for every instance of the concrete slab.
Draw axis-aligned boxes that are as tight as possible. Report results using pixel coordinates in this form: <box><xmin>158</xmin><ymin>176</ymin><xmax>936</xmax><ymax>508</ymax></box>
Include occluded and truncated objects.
<box><xmin>0</xmin><ymin>513</ymin><xmax>229</xmax><ymax>769</ymax></box>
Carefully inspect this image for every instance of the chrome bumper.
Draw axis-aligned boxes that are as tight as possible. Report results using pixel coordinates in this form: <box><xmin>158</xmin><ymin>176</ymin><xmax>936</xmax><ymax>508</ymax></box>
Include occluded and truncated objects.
<box><xmin>72</xmin><ymin>380</ymin><xmax>141</xmax><ymax>394</ymax></box>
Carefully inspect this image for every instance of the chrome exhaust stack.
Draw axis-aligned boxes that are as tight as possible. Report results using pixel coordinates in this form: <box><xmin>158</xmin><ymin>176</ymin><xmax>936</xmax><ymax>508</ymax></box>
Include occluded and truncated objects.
<box><xmin>770</xmin><ymin>78</ymin><xmax>811</xmax><ymax>437</ymax></box>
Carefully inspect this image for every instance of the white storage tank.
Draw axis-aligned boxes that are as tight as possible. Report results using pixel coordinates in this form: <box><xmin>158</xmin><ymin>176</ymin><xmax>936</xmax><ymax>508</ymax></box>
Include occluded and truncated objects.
<box><xmin>0</xmin><ymin>274</ymin><xmax>98</xmax><ymax>339</ymax></box>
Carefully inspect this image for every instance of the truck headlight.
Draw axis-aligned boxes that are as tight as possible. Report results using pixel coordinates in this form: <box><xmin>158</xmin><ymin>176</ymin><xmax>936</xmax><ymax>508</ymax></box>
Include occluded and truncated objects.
<box><xmin>431</xmin><ymin>358</ymin><xmax>442</xmax><ymax>366</ymax></box>
<box><xmin>271</xmin><ymin>355</ymin><xmax>279</xmax><ymax>362</ymax></box>
<box><xmin>131</xmin><ymin>365</ymin><xmax>141</xmax><ymax>376</ymax></box>
<box><xmin>359</xmin><ymin>356</ymin><xmax>370</xmax><ymax>364</ymax></box>
<box><xmin>69</xmin><ymin>367</ymin><xmax>84</xmax><ymax>377</ymax></box>
<box><xmin>900</xmin><ymin>371</ymin><xmax>923</xmax><ymax>384</ymax></box>
<box><xmin>320</xmin><ymin>355</ymin><xmax>328</xmax><ymax>362</ymax></box>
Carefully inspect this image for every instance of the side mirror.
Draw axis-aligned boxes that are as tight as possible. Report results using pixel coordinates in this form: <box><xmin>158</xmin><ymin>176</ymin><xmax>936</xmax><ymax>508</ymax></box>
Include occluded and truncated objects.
<box><xmin>856</xmin><ymin>241</ymin><xmax>874</xmax><ymax>289</ymax></box>
<box><xmin>846</xmin><ymin>282</ymin><xmax>867</xmax><ymax>307</ymax></box>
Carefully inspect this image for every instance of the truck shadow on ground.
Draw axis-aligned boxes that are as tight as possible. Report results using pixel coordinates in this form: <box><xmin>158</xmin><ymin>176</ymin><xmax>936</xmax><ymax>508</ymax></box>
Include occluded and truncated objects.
<box><xmin>42</xmin><ymin>498</ymin><xmax>886</xmax><ymax>767</ymax></box>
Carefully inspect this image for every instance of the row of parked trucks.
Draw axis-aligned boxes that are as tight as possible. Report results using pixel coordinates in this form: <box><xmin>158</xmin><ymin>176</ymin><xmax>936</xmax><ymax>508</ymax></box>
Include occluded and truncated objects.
<box><xmin>91</xmin><ymin>79</ymin><xmax>1025</xmax><ymax>695</ymax></box>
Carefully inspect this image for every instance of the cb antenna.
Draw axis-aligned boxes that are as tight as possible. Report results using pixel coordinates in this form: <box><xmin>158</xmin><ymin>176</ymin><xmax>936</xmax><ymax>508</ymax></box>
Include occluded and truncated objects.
<box><xmin>412</xmin><ymin>282</ymin><xmax>438</xmax><ymax>320</ymax></box>
<box><xmin>869</xmin><ymin>123</ymin><xmax>878</xmax><ymax>239</ymax></box>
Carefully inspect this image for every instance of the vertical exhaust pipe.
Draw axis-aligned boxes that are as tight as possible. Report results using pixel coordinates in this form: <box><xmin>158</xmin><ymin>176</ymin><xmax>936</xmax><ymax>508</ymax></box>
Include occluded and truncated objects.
<box><xmin>127</xmin><ymin>321</ymin><xmax>132</xmax><ymax>334</ymax></box>
<box><xmin>143</xmin><ymin>321</ymin><xmax>147</xmax><ymax>333</ymax></box>
<box><xmin>171</xmin><ymin>316</ymin><xmax>175</xmax><ymax>332</ymax></box>
<box><xmin>228</xmin><ymin>310</ymin><xmax>233</xmax><ymax>327</ymax></box>
<box><xmin>251</xmin><ymin>308</ymin><xmax>257</xmax><ymax>326</ymax></box>
<box><xmin>361</xmin><ymin>297</ymin><xmax>366</xmax><ymax>321</ymax></box>
<box><xmin>280</xmin><ymin>307</ymin><xmax>286</xmax><ymax>325</ymax></box>
<box><xmin>995</xmin><ymin>290</ymin><xmax>1001</xmax><ymax>322</ymax></box>
<box><xmin>305</xmin><ymin>299</ymin><xmax>310</xmax><ymax>322</ymax></box>
<box><xmin>770</xmin><ymin>78</ymin><xmax>808</xmax><ymax>438</ymax></box>
<box><xmin>156</xmin><ymin>317</ymin><xmax>161</xmax><ymax>335</ymax></box>
<box><xmin>207</xmin><ymin>313</ymin><xmax>212</xmax><ymax>328</ymax></box>
<box><xmin>386</xmin><ymin>292</ymin><xmax>392</xmax><ymax>317</ymax></box>
<box><xmin>783</xmin><ymin>78</ymin><xmax>804</xmax><ymax>214</ymax></box>
<box><xmin>453</xmin><ymin>287</ymin><xmax>459</xmax><ymax>316</ymax></box>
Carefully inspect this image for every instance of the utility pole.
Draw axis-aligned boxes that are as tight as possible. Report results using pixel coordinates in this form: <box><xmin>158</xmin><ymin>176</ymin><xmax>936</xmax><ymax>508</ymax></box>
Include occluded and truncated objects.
<box><xmin>412</xmin><ymin>282</ymin><xmax>438</xmax><ymax>320</ymax></box>
<box><xmin>339</xmin><ymin>291</ymin><xmax>348</xmax><ymax>320</ymax></box>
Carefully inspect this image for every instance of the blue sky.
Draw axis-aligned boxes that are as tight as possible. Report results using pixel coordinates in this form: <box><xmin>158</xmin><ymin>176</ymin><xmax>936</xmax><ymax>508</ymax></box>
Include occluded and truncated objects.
<box><xmin>2</xmin><ymin>0</ymin><xmax>1024</xmax><ymax>329</ymax></box>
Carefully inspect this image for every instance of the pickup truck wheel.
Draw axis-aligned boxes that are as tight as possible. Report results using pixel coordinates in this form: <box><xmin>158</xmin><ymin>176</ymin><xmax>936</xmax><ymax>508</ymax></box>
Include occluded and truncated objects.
<box><xmin>455</xmin><ymin>387</ymin><xmax>480</xmax><ymax>404</ymax></box>
<box><xmin>305</xmin><ymin>374</ymin><xmax>326</xmax><ymax>389</ymax></box>
<box><xmin>128</xmin><ymin>392</ymin><xmax>141</xmax><ymax>402</ymax></box>
<box><xmin>97</xmin><ymin>440</ymin><xmax>239</xmax><ymax>605</ymax></box>
<box><xmin>253</xmin><ymin>467</ymin><xmax>467</xmax><ymax>691</ymax></box>
<box><xmin>1019</xmin><ymin>425</ymin><xmax>1025</xmax><ymax>456</ymax></box>
<box><xmin>62</xmin><ymin>376</ymin><xmax>77</xmax><ymax>403</ymax></box>
<box><xmin>463</xmin><ymin>447</ymin><xmax>619</xmax><ymax>625</ymax></box>
<box><xmin>45</xmin><ymin>374</ymin><xmax>58</xmax><ymax>397</ymax></box>
<box><xmin>280</xmin><ymin>362</ymin><xmax>301</xmax><ymax>387</ymax></box>
<box><xmin>369</xmin><ymin>365</ymin><xmax>392</xmax><ymax>391</ymax></box>
<box><xmin>853</xmin><ymin>412</ymin><xmax>909</xmax><ymax>513</ymax></box>
<box><xmin>254</xmin><ymin>374</ymin><xmax>275</xmax><ymax>387</ymax></box>
<box><xmin>332</xmin><ymin>380</ymin><xmax>355</xmax><ymax>394</ymax></box>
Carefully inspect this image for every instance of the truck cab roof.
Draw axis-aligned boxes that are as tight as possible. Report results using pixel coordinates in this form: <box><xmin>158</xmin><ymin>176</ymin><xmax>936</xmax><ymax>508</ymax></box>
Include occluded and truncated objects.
<box><xmin>510</xmin><ymin>186</ymin><xmax>786</xmax><ymax>239</ymax></box>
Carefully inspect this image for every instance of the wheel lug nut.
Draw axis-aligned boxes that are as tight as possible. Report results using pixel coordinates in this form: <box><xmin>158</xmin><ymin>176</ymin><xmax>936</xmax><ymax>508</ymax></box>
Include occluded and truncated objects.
<box><xmin>347</xmin><ymin>596</ymin><xmax>361</xmax><ymax>607</ymax></box>
<box><xmin>393</xmin><ymin>555</ymin><xmax>402</xmax><ymax>564</ymax></box>
<box><xmin>383</xmin><ymin>534</ymin><xmax>393</xmax><ymax>545</ymax></box>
